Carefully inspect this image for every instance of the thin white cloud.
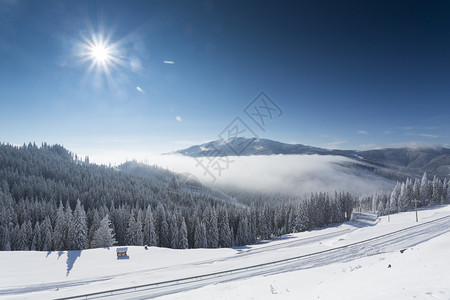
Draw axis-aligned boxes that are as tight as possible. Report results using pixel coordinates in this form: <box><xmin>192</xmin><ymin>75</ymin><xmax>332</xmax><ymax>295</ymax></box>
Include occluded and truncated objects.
<box><xmin>418</xmin><ymin>133</ymin><xmax>439</xmax><ymax>138</ymax></box>
<box><xmin>164</xmin><ymin>60</ymin><xmax>175</xmax><ymax>64</ymax></box>
<box><xmin>176</xmin><ymin>116</ymin><xmax>182</xmax><ymax>122</ymax></box>
<box><xmin>405</xmin><ymin>132</ymin><xmax>439</xmax><ymax>138</ymax></box>
<box><xmin>384</xmin><ymin>130</ymin><xmax>390</xmax><ymax>135</ymax></box>
<box><xmin>357</xmin><ymin>130</ymin><xmax>368</xmax><ymax>135</ymax></box>
<box><xmin>136</xmin><ymin>86</ymin><xmax>145</xmax><ymax>94</ymax></box>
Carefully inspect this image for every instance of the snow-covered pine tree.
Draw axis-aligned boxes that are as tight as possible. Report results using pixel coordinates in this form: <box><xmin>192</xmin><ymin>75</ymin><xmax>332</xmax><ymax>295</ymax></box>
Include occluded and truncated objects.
<box><xmin>126</xmin><ymin>215</ymin><xmax>136</xmax><ymax>245</ymax></box>
<box><xmin>431</xmin><ymin>176</ymin><xmax>442</xmax><ymax>205</ymax></box>
<box><xmin>168</xmin><ymin>212</ymin><xmax>178</xmax><ymax>249</ymax></box>
<box><xmin>126</xmin><ymin>214</ymin><xmax>143</xmax><ymax>246</ymax></box>
<box><xmin>155</xmin><ymin>204</ymin><xmax>169</xmax><ymax>248</ymax></box>
<box><xmin>443</xmin><ymin>179</ymin><xmax>450</xmax><ymax>204</ymax></box>
<box><xmin>376</xmin><ymin>197</ymin><xmax>385</xmax><ymax>216</ymax></box>
<box><xmin>258</xmin><ymin>204</ymin><xmax>271</xmax><ymax>240</ymax></box>
<box><xmin>218</xmin><ymin>207</ymin><xmax>232</xmax><ymax>248</ymax></box>
<box><xmin>88</xmin><ymin>210</ymin><xmax>101</xmax><ymax>248</ymax></box>
<box><xmin>110</xmin><ymin>207</ymin><xmax>129</xmax><ymax>246</ymax></box>
<box><xmin>390</xmin><ymin>182</ymin><xmax>401</xmax><ymax>213</ymax></box>
<box><xmin>205</xmin><ymin>207</ymin><xmax>219</xmax><ymax>248</ymax></box>
<box><xmin>235</xmin><ymin>214</ymin><xmax>249</xmax><ymax>246</ymax></box>
<box><xmin>136</xmin><ymin>210</ymin><xmax>144</xmax><ymax>245</ymax></box>
<box><xmin>53</xmin><ymin>202</ymin><xmax>66</xmax><ymax>250</ymax></box>
<box><xmin>323</xmin><ymin>193</ymin><xmax>332</xmax><ymax>226</ymax></box>
<box><xmin>41</xmin><ymin>216</ymin><xmax>53</xmax><ymax>251</ymax></box>
<box><xmin>274</xmin><ymin>204</ymin><xmax>286</xmax><ymax>235</ymax></box>
<box><xmin>8</xmin><ymin>225</ymin><xmax>17</xmax><ymax>250</ymax></box>
<box><xmin>177</xmin><ymin>216</ymin><xmax>188</xmax><ymax>249</ymax></box>
<box><xmin>67</xmin><ymin>199</ymin><xmax>88</xmax><ymax>250</ymax></box>
<box><xmin>420</xmin><ymin>173</ymin><xmax>430</xmax><ymax>205</ymax></box>
<box><xmin>23</xmin><ymin>220</ymin><xmax>33</xmax><ymax>250</ymax></box>
<box><xmin>249</xmin><ymin>208</ymin><xmax>257</xmax><ymax>243</ymax></box>
<box><xmin>31</xmin><ymin>222</ymin><xmax>41</xmax><ymax>251</ymax></box>
<box><xmin>91</xmin><ymin>215</ymin><xmax>116</xmax><ymax>248</ymax></box>
<box><xmin>13</xmin><ymin>224</ymin><xmax>26</xmax><ymax>250</ymax></box>
<box><xmin>404</xmin><ymin>178</ymin><xmax>414</xmax><ymax>211</ymax></box>
<box><xmin>295</xmin><ymin>201</ymin><xmax>309</xmax><ymax>232</ymax></box>
<box><xmin>143</xmin><ymin>205</ymin><xmax>157</xmax><ymax>247</ymax></box>
<box><xmin>398</xmin><ymin>183</ymin><xmax>407</xmax><ymax>212</ymax></box>
<box><xmin>371</xmin><ymin>195</ymin><xmax>378</xmax><ymax>212</ymax></box>
<box><xmin>413</xmin><ymin>179</ymin><xmax>421</xmax><ymax>207</ymax></box>
<box><xmin>337</xmin><ymin>192</ymin><xmax>353</xmax><ymax>221</ymax></box>
<box><xmin>193</xmin><ymin>217</ymin><xmax>207</xmax><ymax>248</ymax></box>
<box><xmin>0</xmin><ymin>225</ymin><xmax>11</xmax><ymax>251</ymax></box>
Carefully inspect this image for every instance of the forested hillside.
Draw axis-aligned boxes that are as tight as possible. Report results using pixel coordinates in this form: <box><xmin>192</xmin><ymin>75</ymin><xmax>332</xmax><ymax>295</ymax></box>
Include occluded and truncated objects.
<box><xmin>0</xmin><ymin>143</ymin><xmax>360</xmax><ymax>251</ymax></box>
<box><xmin>367</xmin><ymin>173</ymin><xmax>450</xmax><ymax>216</ymax></box>
<box><xmin>4</xmin><ymin>143</ymin><xmax>447</xmax><ymax>253</ymax></box>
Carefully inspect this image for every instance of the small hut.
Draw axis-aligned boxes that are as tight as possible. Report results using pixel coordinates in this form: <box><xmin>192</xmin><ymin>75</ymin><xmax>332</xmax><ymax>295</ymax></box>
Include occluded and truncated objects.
<box><xmin>116</xmin><ymin>247</ymin><xmax>128</xmax><ymax>257</ymax></box>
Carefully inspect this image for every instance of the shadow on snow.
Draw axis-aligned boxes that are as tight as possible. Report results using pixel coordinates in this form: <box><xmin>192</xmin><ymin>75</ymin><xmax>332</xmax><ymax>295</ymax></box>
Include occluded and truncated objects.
<box><xmin>66</xmin><ymin>250</ymin><xmax>82</xmax><ymax>276</ymax></box>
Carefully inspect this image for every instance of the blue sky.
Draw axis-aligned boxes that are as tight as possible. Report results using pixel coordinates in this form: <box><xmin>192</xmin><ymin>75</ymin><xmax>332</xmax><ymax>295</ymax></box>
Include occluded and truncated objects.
<box><xmin>1</xmin><ymin>0</ymin><xmax>449</xmax><ymax>162</ymax></box>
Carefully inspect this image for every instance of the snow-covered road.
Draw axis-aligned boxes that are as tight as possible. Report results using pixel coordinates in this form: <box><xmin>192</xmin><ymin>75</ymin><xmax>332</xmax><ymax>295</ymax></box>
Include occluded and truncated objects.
<box><xmin>2</xmin><ymin>206</ymin><xmax>449</xmax><ymax>300</ymax></box>
<box><xmin>53</xmin><ymin>211</ymin><xmax>450</xmax><ymax>300</ymax></box>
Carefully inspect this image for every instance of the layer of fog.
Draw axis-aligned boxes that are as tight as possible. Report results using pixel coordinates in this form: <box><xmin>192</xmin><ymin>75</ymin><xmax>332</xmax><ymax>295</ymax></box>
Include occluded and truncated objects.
<box><xmin>144</xmin><ymin>154</ymin><xmax>395</xmax><ymax>196</ymax></box>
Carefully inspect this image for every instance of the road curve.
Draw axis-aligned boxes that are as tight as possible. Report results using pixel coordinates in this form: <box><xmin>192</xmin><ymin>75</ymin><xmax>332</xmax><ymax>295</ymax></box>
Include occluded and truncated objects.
<box><xmin>56</xmin><ymin>214</ymin><xmax>450</xmax><ymax>300</ymax></box>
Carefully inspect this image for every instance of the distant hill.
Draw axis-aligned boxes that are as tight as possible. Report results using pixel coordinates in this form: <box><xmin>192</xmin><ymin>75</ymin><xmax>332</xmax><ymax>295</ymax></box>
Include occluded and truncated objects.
<box><xmin>359</xmin><ymin>147</ymin><xmax>450</xmax><ymax>177</ymax></box>
<box><xmin>118</xmin><ymin>161</ymin><xmax>239</xmax><ymax>206</ymax></box>
<box><xmin>174</xmin><ymin>138</ymin><xmax>450</xmax><ymax>178</ymax></box>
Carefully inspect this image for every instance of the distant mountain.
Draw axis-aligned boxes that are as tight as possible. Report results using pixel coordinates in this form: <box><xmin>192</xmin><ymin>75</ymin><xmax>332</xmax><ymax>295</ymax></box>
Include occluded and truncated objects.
<box><xmin>359</xmin><ymin>147</ymin><xmax>450</xmax><ymax>178</ymax></box>
<box><xmin>174</xmin><ymin>138</ymin><xmax>450</xmax><ymax>178</ymax></box>
<box><xmin>175</xmin><ymin>137</ymin><xmax>352</xmax><ymax>157</ymax></box>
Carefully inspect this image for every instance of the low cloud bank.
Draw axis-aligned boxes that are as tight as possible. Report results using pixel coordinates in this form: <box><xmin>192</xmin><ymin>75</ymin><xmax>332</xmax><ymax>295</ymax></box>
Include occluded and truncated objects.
<box><xmin>144</xmin><ymin>154</ymin><xmax>394</xmax><ymax>196</ymax></box>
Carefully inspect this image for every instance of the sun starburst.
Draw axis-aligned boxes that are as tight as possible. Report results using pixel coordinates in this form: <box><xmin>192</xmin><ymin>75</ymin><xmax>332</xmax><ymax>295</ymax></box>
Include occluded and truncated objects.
<box><xmin>76</xmin><ymin>32</ymin><xmax>124</xmax><ymax>77</ymax></box>
<box><xmin>91</xmin><ymin>44</ymin><xmax>110</xmax><ymax>63</ymax></box>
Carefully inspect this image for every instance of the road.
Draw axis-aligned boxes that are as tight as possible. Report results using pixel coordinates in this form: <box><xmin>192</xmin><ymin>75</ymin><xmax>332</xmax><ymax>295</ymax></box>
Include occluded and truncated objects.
<box><xmin>56</xmin><ymin>213</ymin><xmax>450</xmax><ymax>300</ymax></box>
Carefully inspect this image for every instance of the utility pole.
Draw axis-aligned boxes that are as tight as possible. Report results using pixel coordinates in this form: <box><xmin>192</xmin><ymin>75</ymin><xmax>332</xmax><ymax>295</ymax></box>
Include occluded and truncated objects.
<box><xmin>387</xmin><ymin>197</ymin><xmax>390</xmax><ymax>222</ymax></box>
<box><xmin>359</xmin><ymin>197</ymin><xmax>362</xmax><ymax>219</ymax></box>
<box><xmin>414</xmin><ymin>198</ymin><xmax>419</xmax><ymax>222</ymax></box>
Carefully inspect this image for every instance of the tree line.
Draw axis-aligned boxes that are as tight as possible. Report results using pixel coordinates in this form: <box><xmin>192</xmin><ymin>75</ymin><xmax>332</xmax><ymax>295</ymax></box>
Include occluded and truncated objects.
<box><xmin>358</xmin><ymin>172</ymin><xmax>450</xmax><ymax>216</ymax></box>
<box><xmin>2</xmin><ymin>142</ymin><xmax>446</xmax><ymax>252</ymax></box>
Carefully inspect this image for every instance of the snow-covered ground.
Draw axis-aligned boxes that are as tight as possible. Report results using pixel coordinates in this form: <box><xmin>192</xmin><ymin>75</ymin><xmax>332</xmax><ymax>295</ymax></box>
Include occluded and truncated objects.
<box><xmin>165</xmin><ymin>230</ymin><xmax>450</xmax><ymax>300</ymax></box>
<box><xmin>1</xmin><ymin>205</ymin><xmax>449</xmax><ymax>300</ymax></box>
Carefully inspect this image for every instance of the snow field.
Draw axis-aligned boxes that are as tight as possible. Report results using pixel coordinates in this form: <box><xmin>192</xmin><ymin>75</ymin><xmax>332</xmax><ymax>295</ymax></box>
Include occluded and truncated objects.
<box><xmin>160</xmin><ymin>231</ymin><xmax>450</xmax><ymax>300</ymax></box>
<box><xmin>0</xmin><ymin>205</ymin><xmax>449</xmax><ymax>299</ymax></box>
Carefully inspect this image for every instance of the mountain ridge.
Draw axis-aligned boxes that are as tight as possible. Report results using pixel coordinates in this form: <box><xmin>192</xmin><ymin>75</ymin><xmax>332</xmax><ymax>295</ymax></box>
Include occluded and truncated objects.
<box><xmin>174</xmin><ymin>138</ymin><xmax>450</xmax><ymax>178</ymax></box>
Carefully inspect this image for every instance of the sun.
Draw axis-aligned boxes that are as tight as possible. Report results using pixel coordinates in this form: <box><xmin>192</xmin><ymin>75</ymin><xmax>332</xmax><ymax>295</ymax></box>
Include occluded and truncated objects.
<box><xmin>85</xmin><ymin>36</ymin><xmax>114</xmax><ymax>69</ymax></box>
<box><xmin>90</xmin><ymin>44</ymin><xmax>110</xmax><ymax>63</ymax></box>
<box><xmin>76</xmin><ymin>32</ymin><xmax>123</xmax><ymax>76</ymax></box>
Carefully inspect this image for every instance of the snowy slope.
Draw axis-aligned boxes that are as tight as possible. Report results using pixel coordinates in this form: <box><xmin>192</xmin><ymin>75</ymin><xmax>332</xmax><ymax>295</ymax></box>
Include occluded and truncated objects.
<box><xmin>1</xmin><ymin>205</ymin><xmax>449</xmax><ymax>300</ymax></box>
